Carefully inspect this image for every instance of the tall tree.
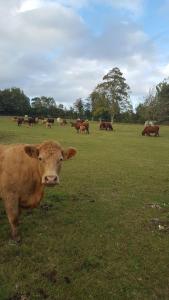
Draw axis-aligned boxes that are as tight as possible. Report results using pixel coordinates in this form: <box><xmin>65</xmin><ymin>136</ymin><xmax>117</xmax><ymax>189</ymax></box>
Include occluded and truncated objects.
<box><xmin>73</xmin><ymin>98</ymin><xmax>84</xmax><ymax>118</ymax></box>
<box><xmin>90</xmin><ymin>67</ymin><xmax>132</xmax><ymax>121</ymax></box>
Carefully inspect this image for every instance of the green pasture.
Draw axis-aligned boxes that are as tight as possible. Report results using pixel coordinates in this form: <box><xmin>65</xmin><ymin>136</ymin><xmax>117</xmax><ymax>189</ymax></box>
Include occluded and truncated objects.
<box><xmin>0</xmin><ymin>117</ymin><xmax>169</xmax><ymax>300</ymax></box>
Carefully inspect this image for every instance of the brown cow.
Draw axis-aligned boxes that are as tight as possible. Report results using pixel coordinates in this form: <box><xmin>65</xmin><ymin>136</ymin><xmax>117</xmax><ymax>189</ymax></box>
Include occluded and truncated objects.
<box><xmin>142</xmin><ymin>125</ymin><xmax>159</xmax><ymax>137</ymax></box>
<box><xmin>17</xmin><ymin>117</ymin><xmax>24</xmax><ymax>126</ymax></box>
<box><xmin>100</xmin><ymin>121</ymin><xmax>113</xmax><ymax>131</ymax></box>
<box><xmin>79</xmin><ymin>125</ymin><xmax>87</xmax><ymax>133</ymax></box>
<box><xmin>47</xmin><ymin>118</ymin><xmax>54</xmax><ymax>124</ymax></box>
<box><xmin>71</xmin><ymin>120</ymin><xmax>89</xmax><ymax>134</ymax></box>
<box><xmin>0</xmin><ymin>141</ymin><xmax>76</xmax><ymax>242</ymax></box>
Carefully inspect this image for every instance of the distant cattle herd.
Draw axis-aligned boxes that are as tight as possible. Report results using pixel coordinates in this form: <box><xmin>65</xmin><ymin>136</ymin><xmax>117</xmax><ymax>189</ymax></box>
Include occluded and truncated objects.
<box><xmin>12</xmin><ymin>116</ymin><xmax>161</xmax><ymax>136</ymax></box>
<box><xmin>13</xmin><ymin>116</ymin><xmax>115</xmax><ymax>134</ymax></box>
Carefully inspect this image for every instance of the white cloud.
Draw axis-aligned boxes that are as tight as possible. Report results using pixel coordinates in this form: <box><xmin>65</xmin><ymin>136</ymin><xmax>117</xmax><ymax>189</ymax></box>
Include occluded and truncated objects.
<box><xmin>18</xmin><ymin>0</ymin><xmax>42</xmax><ymax>12</ymax></box>
<box><xmin>0</xmin><ymin>0</ymin><xmax>167</xmax><ymax>108</ymax></box>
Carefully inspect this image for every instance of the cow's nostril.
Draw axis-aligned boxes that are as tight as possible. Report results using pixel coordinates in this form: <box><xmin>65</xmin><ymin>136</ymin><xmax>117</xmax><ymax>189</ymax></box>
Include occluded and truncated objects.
<box><xmin>45</xmin><ymin>176</ymin><xmax>48</xmax><ymax>182</ymax></box>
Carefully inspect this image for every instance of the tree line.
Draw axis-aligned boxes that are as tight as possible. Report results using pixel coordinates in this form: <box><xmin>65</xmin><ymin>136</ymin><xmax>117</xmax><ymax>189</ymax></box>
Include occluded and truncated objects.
<box><xmin>0</xmin><ymin>87</ymin><xmax>92</xmax><ymax>119</ymax></box>
<box><xmin>0</xmin><ymin>68</ymin><xmax>169</xmax><ymax>123</ymax></box>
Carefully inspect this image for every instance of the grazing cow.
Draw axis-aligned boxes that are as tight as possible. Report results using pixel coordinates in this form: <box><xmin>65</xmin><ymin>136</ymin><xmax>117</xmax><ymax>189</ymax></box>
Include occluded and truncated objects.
<box><xmin>81</xmin><ymin>121</ymin><xmax>89</xmax><ymax>134</ymax></box>
<box><xmin>47</xmin><ymin>118</ymin><xmax>54</xmax><ymax>124</ymax></box>
<box><xmin>12</xmin><ymin>116</ymin><xmax>23</xmax><ymax>125</ymax></box>
<box><xmin>70</xmin><ymin>121</ymin><xmax>81</xmax><ymax>133</ymax></box>
<box><xmin>142</xmin><ymin>125</ymin><xmax>159</xmax><ymax>136</ymax></box>
<box><xmin>42</xmin><ymin>119</ymin><xmax>53</xmax><ymax>127</ymax></box>
<box><xmin>23</xmin><ymin>117</ymin><xmax>36</xmax><ymax>127</ymax></box>
<box><xmin>0</xmin><ymin>141</ymin><xmax>76</xmax><ymax>242</ymax></box>
<box><xmin>17</xmin><ymin>117</ymin><xmax>24</xmax><ymax>126</ymax></box>
<box><xmin>71</xmin><ymin>120</ymin><xmax>89</xmax><ymax>134</ymax></box>
<box><xmin>79</xmin><ymin>125</ymin><xmax>87</xmax><ymax>134</ymax></box>
<box><xmin>28</xmin><ymin>117</ymin><xmax>35</xmax><ymax>126</ymax></box>
<box><xmin>100</xmin><ymin>121</ymin><xmax>113</xmax><ymax>131</ymax></box>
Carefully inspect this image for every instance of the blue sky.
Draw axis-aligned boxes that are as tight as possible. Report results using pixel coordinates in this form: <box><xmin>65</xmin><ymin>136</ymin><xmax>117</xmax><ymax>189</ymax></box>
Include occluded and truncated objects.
<box><xmin>0</xmin><ymin>0</ymin><xmax>169</xmax><ymax>108</ymax></box>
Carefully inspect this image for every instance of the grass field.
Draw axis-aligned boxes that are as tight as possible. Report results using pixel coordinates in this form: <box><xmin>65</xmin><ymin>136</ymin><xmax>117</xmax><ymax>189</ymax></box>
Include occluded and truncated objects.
<box><xmin>0</xmin><ymin>117</ymin><xmax>169</xmax><ymax>300</ymax></box>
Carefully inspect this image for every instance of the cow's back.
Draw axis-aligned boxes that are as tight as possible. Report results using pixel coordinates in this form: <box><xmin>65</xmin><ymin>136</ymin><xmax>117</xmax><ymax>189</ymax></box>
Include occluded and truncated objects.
<box><xmin>147</xmin><ymin>125</ymin><xmax>159</xmax><ymax>133</ymax></box>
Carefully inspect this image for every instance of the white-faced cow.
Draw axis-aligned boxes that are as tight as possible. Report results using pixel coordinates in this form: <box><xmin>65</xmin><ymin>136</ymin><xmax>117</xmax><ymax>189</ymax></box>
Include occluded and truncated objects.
<box><xmin>0</xmin><ymin>141</ymin><xmax>76</xmax><ymax>242</ymax></box>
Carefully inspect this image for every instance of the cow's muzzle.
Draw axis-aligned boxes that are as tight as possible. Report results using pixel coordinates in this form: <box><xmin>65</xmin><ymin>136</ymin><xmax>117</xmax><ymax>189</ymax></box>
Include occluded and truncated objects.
<box><xmin>43</xmin><ymin>175</ymin><xmax>60</xmax><ymax>186</ymax></box>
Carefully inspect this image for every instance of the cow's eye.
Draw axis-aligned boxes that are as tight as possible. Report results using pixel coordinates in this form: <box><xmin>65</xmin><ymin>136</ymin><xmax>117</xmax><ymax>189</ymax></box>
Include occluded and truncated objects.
<box><xmin>60</xmin><ymin>157</ymin><xmax>63</xmax><ymax>161</ymax></box>
<box><xmin>38</xmin><ymin>157</ymin><xmax>42</xmax><ymax>161</ymax></box>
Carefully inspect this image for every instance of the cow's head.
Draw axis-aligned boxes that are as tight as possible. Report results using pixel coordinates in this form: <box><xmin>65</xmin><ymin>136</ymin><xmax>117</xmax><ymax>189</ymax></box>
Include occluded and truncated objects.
<box><xmin>24</xmin><ymin>141</ymin><xmax>76</xmax><ymax>186</ymax></box>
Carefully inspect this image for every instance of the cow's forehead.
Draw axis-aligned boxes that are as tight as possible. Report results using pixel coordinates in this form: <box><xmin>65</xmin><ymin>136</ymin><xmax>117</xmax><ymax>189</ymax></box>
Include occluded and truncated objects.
<box><xmin>38</xmin><ymin>141</ymin><xmax>62</xmax><ymax>156</ymax></box>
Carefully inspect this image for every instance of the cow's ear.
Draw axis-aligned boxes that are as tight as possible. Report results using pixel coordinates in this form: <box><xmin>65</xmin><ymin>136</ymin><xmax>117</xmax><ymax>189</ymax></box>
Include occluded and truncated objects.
<box><xmin>62</xmin><ymin>147</ymin><xmax>77</xmax><ymax>160</ymax></box>
<box><xmin>24</xmin><ymin>145</ymin><xmax>39</xmax><ymax>158</ymax></box>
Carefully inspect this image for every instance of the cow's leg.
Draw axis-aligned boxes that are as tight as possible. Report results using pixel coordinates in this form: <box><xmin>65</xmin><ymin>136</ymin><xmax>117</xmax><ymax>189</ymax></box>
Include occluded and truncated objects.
<box><xmin>4</xmin><ymin>195</ymin><xmax>21</xmax><ymax>242</ymax></box>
